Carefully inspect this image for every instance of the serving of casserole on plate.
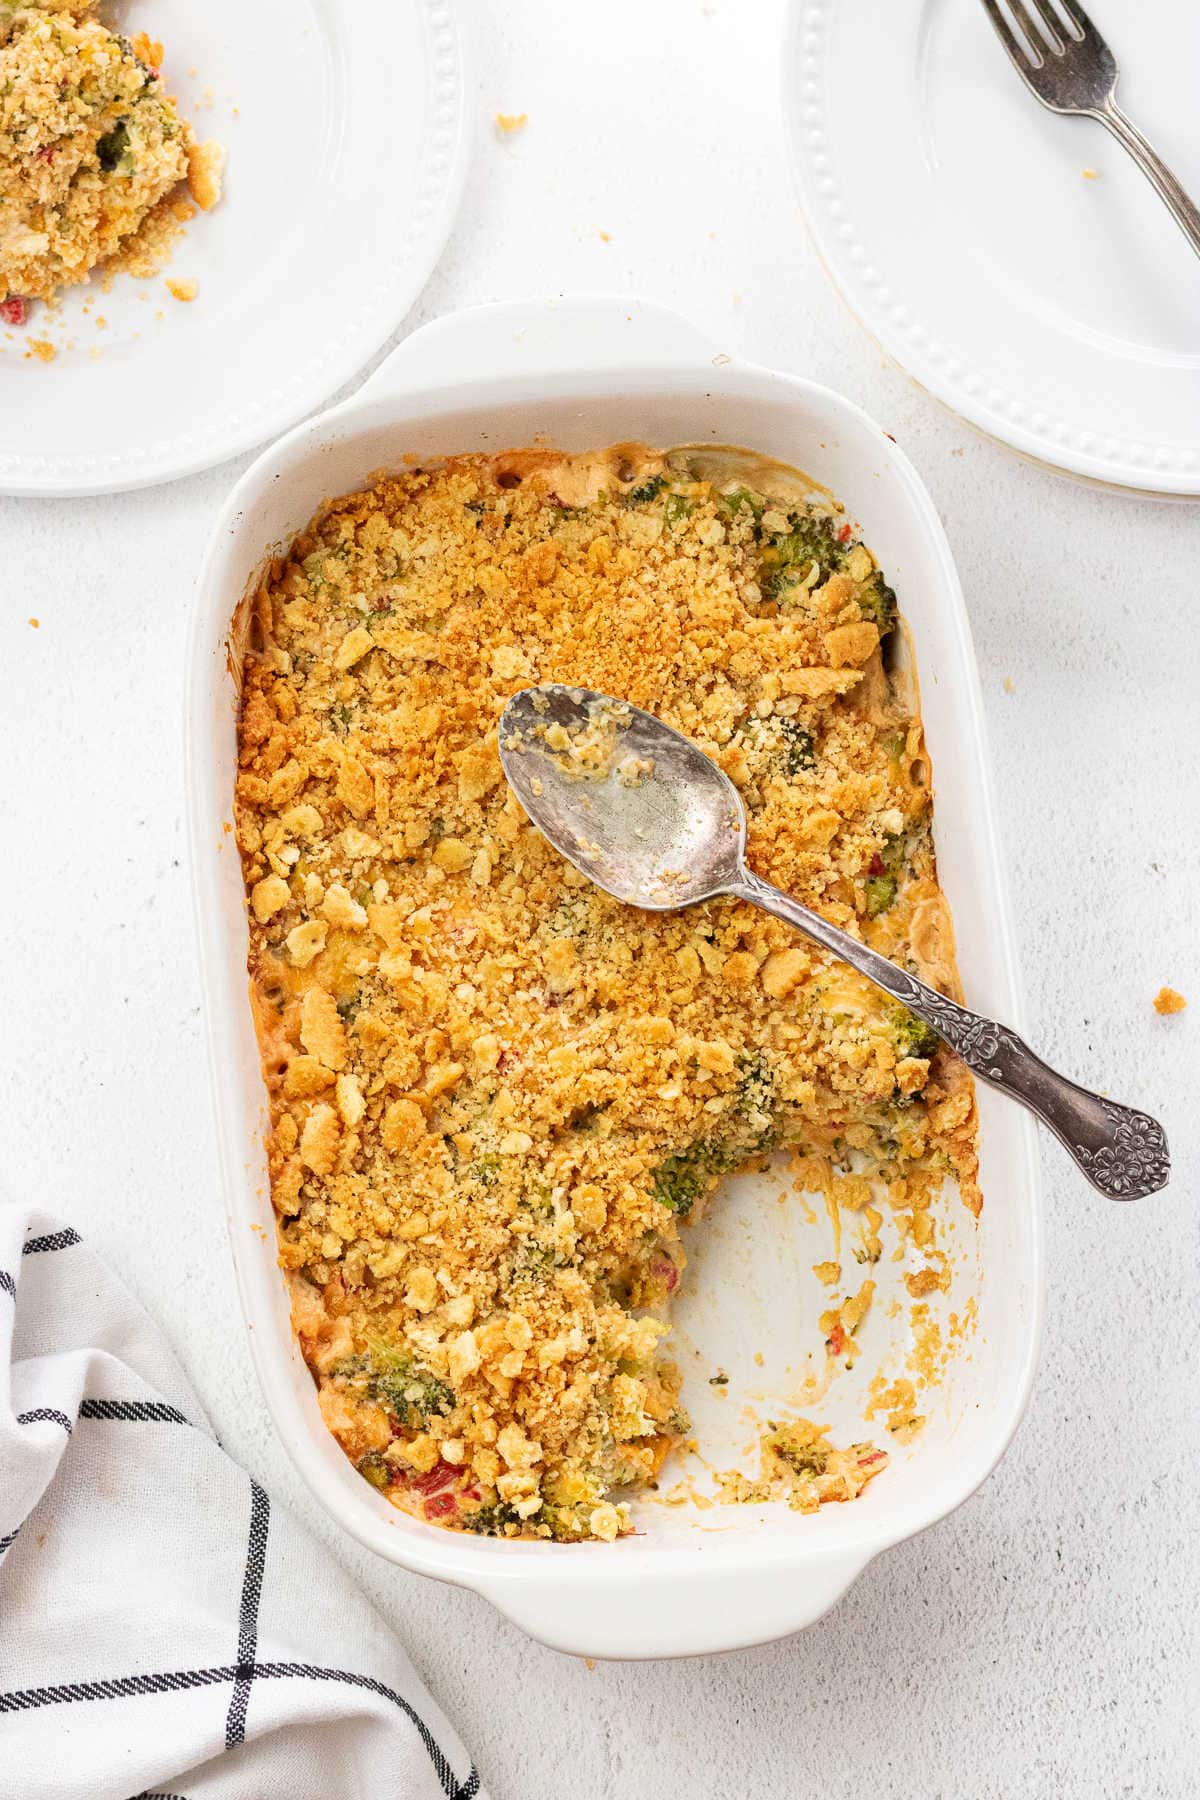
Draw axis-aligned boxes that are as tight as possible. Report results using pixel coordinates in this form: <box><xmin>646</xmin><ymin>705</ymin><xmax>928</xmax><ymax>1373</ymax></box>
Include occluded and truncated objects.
<box><xmin>191</xmin><ymin>297</ymin><xmax>1041</xmax><ymax>1656</ymax></box>
<box><xmin>234</xmin><ymin>440</ymin><xmax>982</xmax><ymax>1544</ymax></box>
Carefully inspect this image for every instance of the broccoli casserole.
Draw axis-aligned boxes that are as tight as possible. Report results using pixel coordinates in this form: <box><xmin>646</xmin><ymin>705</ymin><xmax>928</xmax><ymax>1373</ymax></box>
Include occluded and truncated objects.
<box><xmin>0</xmin><ymin>0</ymin><xmax>222</xmax><ymax>321</ymax></box>
<box><xmin>234</xmin><ymin>445</ymin><xmax>980</xmax><ymax>1542</ymax></box>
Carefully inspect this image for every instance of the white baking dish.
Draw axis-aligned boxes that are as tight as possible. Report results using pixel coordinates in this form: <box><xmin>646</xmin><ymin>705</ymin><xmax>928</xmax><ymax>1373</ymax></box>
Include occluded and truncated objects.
<box><xmin>187</xmin><ymin>295</ymin><xmax>1043</xmax><ymax>1660</ymax></box>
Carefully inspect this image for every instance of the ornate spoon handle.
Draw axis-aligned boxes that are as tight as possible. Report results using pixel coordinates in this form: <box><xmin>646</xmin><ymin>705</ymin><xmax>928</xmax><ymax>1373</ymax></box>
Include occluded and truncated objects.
<box><xmin>732</xmin><ymin>868</ymin><xmax>1169</xmax><ymax>1201</ymax></box>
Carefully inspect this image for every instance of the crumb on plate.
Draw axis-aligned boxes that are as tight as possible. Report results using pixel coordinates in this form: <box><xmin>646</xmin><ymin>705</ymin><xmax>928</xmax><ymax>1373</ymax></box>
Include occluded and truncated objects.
<box><xmin>1153</xmin><ymin>986</ymin><xmax>1186</xmax><ymax>1016</ymax></box>
<box><xmin>186</xmin><ymin>137</ymin><xmax>224</xmax><ymax>211</ymax></box>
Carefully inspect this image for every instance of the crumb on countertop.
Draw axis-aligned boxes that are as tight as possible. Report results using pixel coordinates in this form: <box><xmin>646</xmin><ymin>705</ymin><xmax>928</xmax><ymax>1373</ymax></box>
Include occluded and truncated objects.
<box><xmin>1154</xmin><ymin>987</ymin><xmax>1186</xmax><ymax>1016</ymax></box>
<box><xmin>494</xmin><ymin>111</ymin><xmax>527</xmax><ymax>136</ymax></box>
<box><xmin>28</xmin><ymin>616</ymin><xmax>39</xmax><ymax>628</ymax></box>
<box><xmin>166</xmin><ymin>276</ymin><xmax>197</xmax><ymax>302</ymax></box>
<box><xmin>1082</xmin><ymin>167</ymin><xmax>1100</xmax><ymax>179</ymax></box>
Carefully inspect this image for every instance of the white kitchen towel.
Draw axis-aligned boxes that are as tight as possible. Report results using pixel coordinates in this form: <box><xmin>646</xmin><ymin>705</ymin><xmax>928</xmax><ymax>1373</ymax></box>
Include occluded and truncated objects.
<box><xmin>0</xmin><ymin>1204</ymin><xmax>485</xmax><ymax>1800</ymax></box>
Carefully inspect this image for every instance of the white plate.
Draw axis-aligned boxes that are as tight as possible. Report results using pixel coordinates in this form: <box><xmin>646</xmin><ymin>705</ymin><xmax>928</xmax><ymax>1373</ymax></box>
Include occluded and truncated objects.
<box><xmin>0</xmin><ymin>0</ymin><xmax>470</xmax><ymax>496</ymax></box>
<box><xmin>188</xmin><ymin>295</ymin><xmax>1043</xmax><ymax>1659</ymax></box>
<box><xmin>783</xmin><ymin>0</ymin><xmax>1200</xmax><ymax>495</ymax></box>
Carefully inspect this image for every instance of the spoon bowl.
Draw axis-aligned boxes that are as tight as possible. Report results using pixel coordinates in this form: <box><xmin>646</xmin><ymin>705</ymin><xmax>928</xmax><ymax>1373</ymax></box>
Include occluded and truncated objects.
<box><xmin>498</xmin><ymin>685</ymin><xmax>746</xmax><ymax>909</ymax></box>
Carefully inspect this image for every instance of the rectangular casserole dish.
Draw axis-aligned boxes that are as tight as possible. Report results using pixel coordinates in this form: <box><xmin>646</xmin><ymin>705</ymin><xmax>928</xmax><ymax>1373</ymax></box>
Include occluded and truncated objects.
<box><xmin>187</xmin><ymin>294</ymin><xmax>1043</xmax><ymax>1659</ymax></box>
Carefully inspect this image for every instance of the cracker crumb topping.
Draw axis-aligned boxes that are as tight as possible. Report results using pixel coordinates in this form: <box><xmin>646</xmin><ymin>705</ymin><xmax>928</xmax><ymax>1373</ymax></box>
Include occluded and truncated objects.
<box><xmin>236</xmin><ymin>444</ymin><xmax>980</xmax><ymax>1541</ymax></box>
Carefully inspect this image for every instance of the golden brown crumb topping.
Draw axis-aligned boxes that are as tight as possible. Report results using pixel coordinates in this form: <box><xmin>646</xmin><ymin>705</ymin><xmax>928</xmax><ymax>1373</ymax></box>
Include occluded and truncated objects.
<box><xmin>234</xmin><ymin>445</ymin><xmax>980</xmax><ymax>1541</ymax></box>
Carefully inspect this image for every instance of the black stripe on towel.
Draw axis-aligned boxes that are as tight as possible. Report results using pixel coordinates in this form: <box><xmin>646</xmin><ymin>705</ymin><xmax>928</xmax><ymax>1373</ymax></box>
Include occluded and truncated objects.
<box><xmin>79</xmin><ymin>1400</ymin><xmax>189</xmax><ymax>1425</ymax></box>
<box><xmin>22</xmin><ymin>1229</ymin><xmax>82</xmax><ymax>1256</ymax></box>
<box><xmin>0</xmin><ymin>1660</ymin><xmax>477</xmax><ymax>1796</ymax></box>
<box><xmin>16</xmin><ymin>1408</ymin><xmax>72</xmax><ymax>1435</ymax></box>
<box><xmin>224</xmin><ymin>1479</ymin><xmax>270</xmax><ymax>1747</ymax></box>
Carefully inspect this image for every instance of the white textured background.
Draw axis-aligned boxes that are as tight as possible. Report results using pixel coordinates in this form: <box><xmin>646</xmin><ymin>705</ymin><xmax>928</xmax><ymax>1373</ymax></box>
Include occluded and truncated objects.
<box><xmin>1</xmin><ymin>2</ymin><xmax>1197</xmax><ymax>1795</ymax></box>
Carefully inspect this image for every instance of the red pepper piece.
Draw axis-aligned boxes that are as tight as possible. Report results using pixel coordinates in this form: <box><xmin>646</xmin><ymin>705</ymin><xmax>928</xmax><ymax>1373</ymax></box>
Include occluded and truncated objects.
<box><xmin>410</xmin><ymin>1459</ymin><xmax>460</xmax><ymax>1496</ymax></box>
<box><xmin>1</xmin><ymin>297</ymin><xmax>30</xmax><ymax>327</ymax></box>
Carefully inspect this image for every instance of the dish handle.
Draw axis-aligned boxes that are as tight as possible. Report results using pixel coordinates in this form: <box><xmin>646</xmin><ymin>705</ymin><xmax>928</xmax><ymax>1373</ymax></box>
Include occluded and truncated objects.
<box><xmin>356</xmin><ymin>295</ymin><xmax>723</xmax><ymax>402</ymax></box>
<box><xmin>475</xmin><ymin>1548</ymin><xmax>874</xmax><ymax>1659</ymax></box>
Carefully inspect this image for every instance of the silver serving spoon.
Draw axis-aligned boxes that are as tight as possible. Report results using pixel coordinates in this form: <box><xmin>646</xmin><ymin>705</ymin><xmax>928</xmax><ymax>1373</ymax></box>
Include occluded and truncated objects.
<box><xmin>498</xmin><ymin>684</ymin><xmax>1169</xmax><ymax>1201</ymax></box>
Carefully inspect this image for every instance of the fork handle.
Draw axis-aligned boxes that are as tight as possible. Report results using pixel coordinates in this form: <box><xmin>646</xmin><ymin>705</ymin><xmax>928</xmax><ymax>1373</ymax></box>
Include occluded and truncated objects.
<box><xmin>730</xmin><ymin>867</ymin><xmax>1170</xmax><ymax>1201</ymax></box>
<box><xmin>1094</xmin><ymin>100</ymin><xmax>1200</xmax><ymax>260</ymax></box>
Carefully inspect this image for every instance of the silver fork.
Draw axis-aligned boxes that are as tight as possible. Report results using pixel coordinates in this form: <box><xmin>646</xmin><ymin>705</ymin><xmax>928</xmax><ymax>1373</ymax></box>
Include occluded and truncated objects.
<box><xmin>980</xmin><ymin>0</ymin><xmax>1200</xmax><ymax>259</ymax></box>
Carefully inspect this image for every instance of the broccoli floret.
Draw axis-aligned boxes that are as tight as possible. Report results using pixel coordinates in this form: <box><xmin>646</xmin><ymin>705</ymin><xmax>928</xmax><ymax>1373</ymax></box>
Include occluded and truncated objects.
<box><xmin>890</xmin><ymin>1007</ymin><xmax>939</xmax><ymax>1060</ymax></box>
<box><xmin>358</xmin><ymin>1451</ymin><xmax>392</xmax><ymax>1490</ymax></box>
<box><xmin>460</xmin><ymin>1499</ymin><xmax>524</xmax><ymax>1536</ymax></box>
<box><xmin>869</xmin><ymin>819</ymin><xmax>931</xmax><ymax>895</ymax></box>
<box><xmin>759</xmin><ymin>510</ymin><xmax>847</xmax><ymax>602</ymax></box>
<box><xmin>864</xmin><ymin>874</ymin><xmax>898</xmax><ymax>917</ymax></box>
<box><xmin>740</xmin><ymin>714</ymin><xmax>816</xmax><ymax>781</ymax></box>
<box><xmin>780</xmin><ymin>718</ymin><xmax>816</xmax><ymax>774</ymax></box>
<box><xmin>858</xmin><ymin>575</ymin><xmax>897</xmax><ymax>635</ymax></box>
<box><xmin>345</xmin><ymin>1346</ymin><xmax>455</xmax><ymax>1427</ymax></box>
<box><xmin>627</xmin><ymin>473</ymin><xmax>665</xmax><ymax>504</ymax></box>
<box><xmin>772</xmin><ymin>1439</ymin><xmax>829</xmax><ymax>1478</ymax></box>
<box><xmin>506</xmin><ymin>1238</ymin><xmax>555</xmax><ymax>1284</ymax></box>
<box><xmin>719</xmin><ymin>486</ymin><xmax>765</xmax><ymax>526</ymax></box>
<box><xmin>651</xmin><ymin>1141</ymin><xmax>732</xmax><ymax>1216</ymax></box>
<box><xmin>96</xmin><ymin>120</ymin><xmax>131</xmax><ymax>174</ymax></box>
<box><xmin>663</xmin><ymin>492</ymin><xmax>694</xmax><ymax>528</ymax></box>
